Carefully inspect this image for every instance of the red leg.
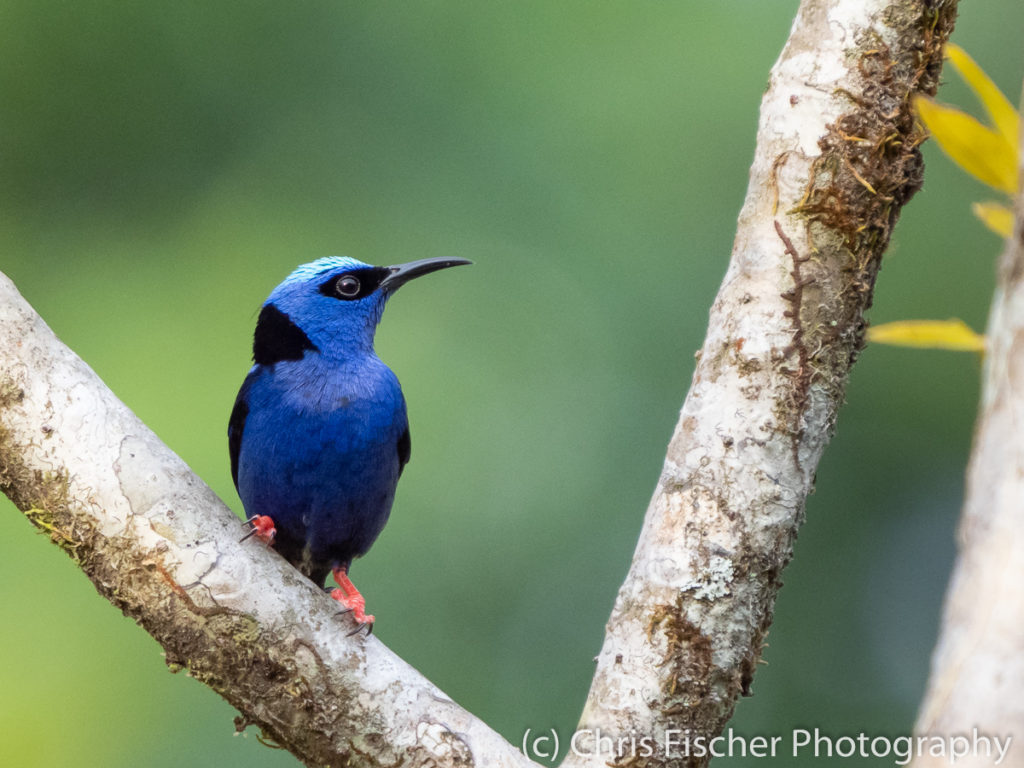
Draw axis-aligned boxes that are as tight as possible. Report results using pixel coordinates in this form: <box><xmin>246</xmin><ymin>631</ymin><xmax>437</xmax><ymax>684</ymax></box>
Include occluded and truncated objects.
<box><xmin>331</xmin><ymin>566</ymin><xmax>375</xmax><ymax>632</ymax></box>
<box><xmin>241</xmin><ymin>515</ymin><xmax>276</xmax><ymax>546</ymax></box>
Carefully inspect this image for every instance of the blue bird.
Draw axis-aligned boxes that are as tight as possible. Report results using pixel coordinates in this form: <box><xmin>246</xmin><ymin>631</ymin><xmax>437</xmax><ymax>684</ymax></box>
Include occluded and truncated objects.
<box><xmin>229</xmin><ymin>256</ymin><xmax>471</xmax><ymax>632</ymax></box>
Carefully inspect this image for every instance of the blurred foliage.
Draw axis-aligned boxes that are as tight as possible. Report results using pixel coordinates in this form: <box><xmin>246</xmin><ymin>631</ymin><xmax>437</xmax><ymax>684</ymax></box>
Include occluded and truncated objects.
<box><xmin>1</xmin><ymin>3</ymin><xmax>1020</xmax><ymax>766</ymax></box>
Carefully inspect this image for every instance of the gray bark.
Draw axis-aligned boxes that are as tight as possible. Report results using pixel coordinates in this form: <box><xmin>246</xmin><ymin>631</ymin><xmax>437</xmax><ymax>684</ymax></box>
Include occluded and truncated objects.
<box><xmin>911</xmin><ymin>85</ymin><xmax>1024</xmax><ymax>768</ymax></box>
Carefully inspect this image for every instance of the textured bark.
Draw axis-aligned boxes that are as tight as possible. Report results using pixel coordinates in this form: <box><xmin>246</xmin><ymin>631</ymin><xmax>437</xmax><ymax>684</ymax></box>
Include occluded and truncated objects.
<box><xmin>564</xmin><ymin>2</ymin><xmax>956</xmax><ymax>766</ymax></box>
<box><xmin>0</xmin><ymin>2</ymin><xmax>960</xmax><ymax>767</ymax></box>
<box><xmin>911</xmin><ymin>91</ymin><xmax>1024</xmax><ymax>768</ymax></box>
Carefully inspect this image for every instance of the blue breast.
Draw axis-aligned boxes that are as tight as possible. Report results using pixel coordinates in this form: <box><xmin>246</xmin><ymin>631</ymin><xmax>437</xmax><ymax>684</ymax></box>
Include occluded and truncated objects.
<box><xmin>234</xmin><ymin>353</ymin><xmax>408</xmax><ymax>583</ymax></box>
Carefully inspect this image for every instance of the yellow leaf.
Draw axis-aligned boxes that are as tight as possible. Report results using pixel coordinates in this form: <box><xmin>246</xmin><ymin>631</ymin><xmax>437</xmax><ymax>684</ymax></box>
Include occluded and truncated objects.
<box><xmin>915</xmin><ymin>96</ymin><xmax>1019</xmax><ymax>194</ymax></box>
<box><xmin>971</xmin><ymin>201</ymin><xmax>1014</xmax><ymax>237</ymax></box>
<box><xmin>945</xmin><ymin>44</ymin><xmax>1020</xmax><ymax>150</ymax></box>
<box><xmin>867</xmin><ymin>319</ymin><xmax>986</xmax><ymax>352</ymax></box>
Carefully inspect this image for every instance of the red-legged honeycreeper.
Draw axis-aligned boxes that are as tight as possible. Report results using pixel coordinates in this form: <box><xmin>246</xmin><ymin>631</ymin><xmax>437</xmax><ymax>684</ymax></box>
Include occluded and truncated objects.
<box><xmin>229</xmin><ymin>256</ymin><xmax>471</xmax><ymax>633</ymax></box>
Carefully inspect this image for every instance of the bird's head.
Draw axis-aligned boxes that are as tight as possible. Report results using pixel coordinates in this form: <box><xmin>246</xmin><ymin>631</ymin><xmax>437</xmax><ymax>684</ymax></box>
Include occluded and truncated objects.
<box><xmin>254</xmin><ymin>256</ymin><xmax>471</xmax><ymax>363</ymax></box>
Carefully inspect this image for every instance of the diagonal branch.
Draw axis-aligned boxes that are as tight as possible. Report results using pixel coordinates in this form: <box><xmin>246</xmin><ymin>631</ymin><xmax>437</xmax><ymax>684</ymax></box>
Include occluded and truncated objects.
<box><xmin>0</xmin><ymin>272</ymin><xmax>531</xmax><ymax>768</ymax></box>
<box><xmin>565</xmin><ymin>2</ymin><xmax>956</xmax><ymax>765</ymax></box>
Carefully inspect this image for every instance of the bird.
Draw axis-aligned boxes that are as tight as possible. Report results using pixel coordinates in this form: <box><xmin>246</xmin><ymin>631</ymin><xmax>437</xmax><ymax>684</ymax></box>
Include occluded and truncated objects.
<box><xmin>229</xmin><ymin>255</ymin><xmax>471</xmax><ymax>634</ymax></box>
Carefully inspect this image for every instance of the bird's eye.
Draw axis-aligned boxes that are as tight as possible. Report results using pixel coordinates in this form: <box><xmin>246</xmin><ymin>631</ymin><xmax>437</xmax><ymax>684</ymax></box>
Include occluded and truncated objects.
<box><xmin>335</xmin><ymin>275</ymin><xmax>361</xmax><ymax>298</ymax></box>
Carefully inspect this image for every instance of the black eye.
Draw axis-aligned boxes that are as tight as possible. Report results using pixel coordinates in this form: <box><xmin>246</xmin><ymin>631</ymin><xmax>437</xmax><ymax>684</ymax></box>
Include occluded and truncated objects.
<box><xmin>335</xmin><ymin>275</ymin><xmax>361</xmax><ymax>298</ymax></box>
<box><xmin>318</xmin><ymin>266</ymin><xmax>390</xmax><ymax>300</ymax></box>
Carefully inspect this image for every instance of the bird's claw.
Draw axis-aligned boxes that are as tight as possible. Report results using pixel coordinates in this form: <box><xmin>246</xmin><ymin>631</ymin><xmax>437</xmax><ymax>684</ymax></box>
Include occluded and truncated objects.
<box><xmin>240</xmin><ymin>515</ymin><xmax>276</xmax><ymax>546</ymax></box>
<box><xmin>333</xmin><ymin>598</ymin><xmax>373</xmax><ymax>635</ymax></box>
<box><xmin>330</xmin><ymin>566</ymin><xmax>374</xmax><ymax>637</ymax></box>
<box><xmin>330</xmin><ymin>587</ymin><xmax>375</xmax><ymax>623</ymax></box>
<box><xmin>346</xmin><ymin>621</ymin><xmax>373</xmax><ymax>637</ymax></box>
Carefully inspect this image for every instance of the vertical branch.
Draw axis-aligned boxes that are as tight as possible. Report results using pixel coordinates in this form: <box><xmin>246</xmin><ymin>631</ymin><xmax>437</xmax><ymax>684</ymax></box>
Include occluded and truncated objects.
<box><xmin>563</xmin><ymin>2</ymin><xmax>956</xmax><ymax>766</ymax></box>
<box><xmin>912</xmin><ymin>87</ymin><xmax>1024</xmax><ymax>768</ymax></box>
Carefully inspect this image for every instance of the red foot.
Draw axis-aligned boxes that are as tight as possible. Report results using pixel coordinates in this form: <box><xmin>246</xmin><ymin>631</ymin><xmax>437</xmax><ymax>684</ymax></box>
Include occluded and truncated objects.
<box><xmin>331</xmin><ymin>566</ymin><xmax>375</xmax><ymax>635</ymax></box>
<box><xmin>242</xmin><ymin>515</ymin><xmax>276</xmax><ymax>546</ymax></box>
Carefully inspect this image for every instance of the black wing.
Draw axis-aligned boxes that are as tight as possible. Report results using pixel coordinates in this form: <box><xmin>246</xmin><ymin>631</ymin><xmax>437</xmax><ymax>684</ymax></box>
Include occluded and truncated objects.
<box><xmin>397</xmin><ymin>426</ymin><xmax>411</xmax><ymax>477</ymax></box>
<box><xmin>228</xmin><ymin>371</ymin><xmax>257</xmax><ymax>490</ymax></box>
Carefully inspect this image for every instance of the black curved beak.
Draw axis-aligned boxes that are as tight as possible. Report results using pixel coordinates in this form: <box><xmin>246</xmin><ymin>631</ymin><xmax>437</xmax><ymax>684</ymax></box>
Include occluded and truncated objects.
<box><xmin>380</xmin><ymin>257</ymin><xmax>473</xmax><ymax>292</ymax></box>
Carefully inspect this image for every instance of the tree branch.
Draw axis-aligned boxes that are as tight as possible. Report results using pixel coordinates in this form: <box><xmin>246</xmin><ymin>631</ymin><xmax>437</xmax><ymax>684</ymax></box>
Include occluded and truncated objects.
<box><xmin>911</xmin><ymin>88</ymin><xmax>1024</xmax><ymax>768</ymax></box>
<box><xmin>0</xmin><ymin>272</ymin><xmax>531</xmax><ymax>767</ymax></box>
<box><xmin>566</xmin><ymin>1</ymin><xmax>955</xmax><ymax>764</ymax></box>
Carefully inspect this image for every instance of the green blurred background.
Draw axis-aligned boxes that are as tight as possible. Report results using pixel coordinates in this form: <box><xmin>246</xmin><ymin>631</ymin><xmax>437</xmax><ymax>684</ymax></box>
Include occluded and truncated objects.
<box><xmin>1</xmin><ymin>2</ymin><xmax>1020</xmax><ymax>766</ymax></box>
